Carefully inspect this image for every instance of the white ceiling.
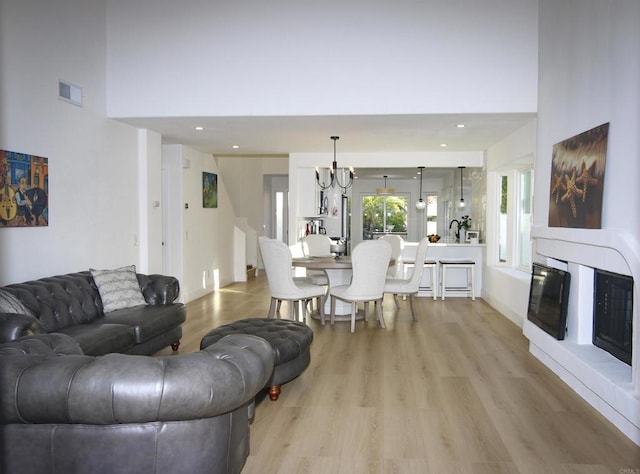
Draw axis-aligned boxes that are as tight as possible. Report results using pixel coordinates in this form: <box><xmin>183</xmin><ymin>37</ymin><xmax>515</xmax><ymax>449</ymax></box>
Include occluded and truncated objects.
<box><xmin>118</xmin><ymin>113</ymin><xmax>536</xmax><ymax>162</ymax></box>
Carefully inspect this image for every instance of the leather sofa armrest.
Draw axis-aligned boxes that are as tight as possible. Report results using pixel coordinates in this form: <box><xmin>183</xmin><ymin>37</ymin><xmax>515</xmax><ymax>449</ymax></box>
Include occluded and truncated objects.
<box><xmin>0</xmin><ymin>333</ymin><xmax>83</xmax><ymax>356</ymax></box>
<box><xmin>0</xmin><ymin>334</ymin><xmax>274</xmax><ymax>425</ymax></box>
<box><xmin>137</xmin><ymin>274</ymin><xmax>181</xmax><ymax>305</ymax></box>
<box><xmin>0</xmin><ymin>312</ymin><xmax>45</xmax><ymax>343</ymax></box>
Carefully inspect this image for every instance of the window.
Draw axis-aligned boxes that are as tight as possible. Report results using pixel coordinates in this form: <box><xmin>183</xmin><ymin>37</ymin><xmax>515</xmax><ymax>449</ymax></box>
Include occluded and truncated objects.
<box><xmin>517</xmin><ymin>170</ymin><xmax>532</xmax><ymax>269</ymax></box>
<box><xmin>498</xmin><ymin>175</ymin><xmax>508</xmax><ymax>263</ymax></box>
<box><xmin>426</xmin><ymin>193</ymin><xmax>438</xmax><ymax>236</ymax></box>
<box><xmin>494</xmin><ymin>167</ymin><xmax>533</xmax><ymax>269</ymax></box>
<box><xmin>362</xmin><ymin>194</ymin><xmax>408</xmax><ymax>239</ymax></box>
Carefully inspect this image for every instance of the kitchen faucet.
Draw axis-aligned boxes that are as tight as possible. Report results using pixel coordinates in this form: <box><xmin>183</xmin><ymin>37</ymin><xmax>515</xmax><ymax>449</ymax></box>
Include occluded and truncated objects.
<box><xmin>449</xmin><ymin>219</ymin><xmax>460</xmax><ymax>242</ymax></box>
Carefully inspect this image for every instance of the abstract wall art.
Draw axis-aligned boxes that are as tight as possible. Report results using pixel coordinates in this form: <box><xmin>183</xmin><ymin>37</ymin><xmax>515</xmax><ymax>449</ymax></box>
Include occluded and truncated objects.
<box><xmin>202</xmin><ymin>172</ymin><xmax>217</xmax><ymax>208</ymax></box>
<box><xmin>0</xmin><ymin>150</ymin><xmax>49</xmax><ymax>227</ymax></box>
<box><xmin>548</xmin><ymin>123</ymin><xmax>608</xmax><ymax>229</ymax></box>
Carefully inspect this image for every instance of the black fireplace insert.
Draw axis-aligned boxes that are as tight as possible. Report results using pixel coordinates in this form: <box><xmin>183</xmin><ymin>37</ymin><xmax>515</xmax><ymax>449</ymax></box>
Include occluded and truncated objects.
<box><xmin>593</xmin><ymin>269</ymin><xmax>633</xmax><ymax>366</ymax></box>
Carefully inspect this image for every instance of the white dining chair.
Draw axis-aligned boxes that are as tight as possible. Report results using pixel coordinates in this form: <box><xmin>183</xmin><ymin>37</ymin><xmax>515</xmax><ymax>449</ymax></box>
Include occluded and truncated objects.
<box><xmin>383</xmin><ymin>237</ymin><xmax>429</xmax><ymax>321</ymax></box>
<box><xmin>378</xmin><ymin>234</ymin><xmax>404</xmax><ymax>278</ymax></box>
<box><xmin>329</xmin><ymin>239</ymin><xmax>392</xmax><ymax>332</ymax></box>
<box><xmin>301</xmin><ymin>234</ymin><xmax>332</xmax><ymax>286</ymax></box>
<box><xmin>258</xmin><ymin>236</ymin><xmax>325</xmax><ymax>323</ymax></box>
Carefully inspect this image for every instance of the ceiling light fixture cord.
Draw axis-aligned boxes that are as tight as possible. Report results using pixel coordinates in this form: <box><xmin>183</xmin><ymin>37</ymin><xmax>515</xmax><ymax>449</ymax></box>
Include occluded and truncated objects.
<box><xmin>416</xmin><ymin>166</ymin><xmax>426</xmax><ymax>210</ymax></box>
<box><xmin>315</xmin><ymin>136</ymin><xmax>353</xmax><ymax>193</ymax></box>
<box><xmin>458</xmin><ymin>166</ymin><xmax>466</xmax><ymax>208</ymax></box>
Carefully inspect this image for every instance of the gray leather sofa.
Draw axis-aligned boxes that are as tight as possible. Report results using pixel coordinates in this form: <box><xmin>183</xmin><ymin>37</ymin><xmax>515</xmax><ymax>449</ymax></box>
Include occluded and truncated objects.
<box><xmin>0</xmin><ymin>332</ymin><xmax>275</xmax><ymax>474</ymax></box>
<box><xmin>0</xmin><ymin>271</ymin><xmax>185</xmax><ymax>355</ymax></box>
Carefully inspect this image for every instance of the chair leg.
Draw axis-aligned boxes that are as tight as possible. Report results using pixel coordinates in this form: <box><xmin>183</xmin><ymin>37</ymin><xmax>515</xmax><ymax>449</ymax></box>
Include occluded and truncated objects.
<box><xmin>290</xmin><ymin>301</ymin><xmax>297</xmax><ymax>321</ymax></box>
<box><xmin>375</xmin><ymin>298</ymin><xmax>386</xmax><ymax>329</ymax></box>
<box><xmin>432</xmin><ymin>265</ymin><xmax>438</xmax><ymax>300</ymax></box>
<box><xmin>409</xmin><ymin>293</ymin><xmax>417</xmax><ymax>321</ymax></box>
<box><xmin>441</xmin><ymin>265</ymin><xmax>446</xmax><ymax>301</ymax></box>
<box><xmin>319</xmin><ymin>296</ymin><xmax>326</xmax><ymax>325</ymax></box>
<box><xmin>302</xmin><ymin>299</ymin><xmax>308</xmax><ymax>323</ymax></box>
<box><xmin>268</xmin><ymin>298</ymin><xmax>277</xmax><ymax>318</ymax></box>
<box><xmin>470</xmin><ymin>266</ymin><xmax>476</xmax><ymax>301</ymax></box>
<box><xmin>351</xmin><ymin>302</ymin><xmax>357</xmax><ymax>333</ymax></box>
<box><xmin>330</xmin><ymin>296</ymin><xmax>336</xmax><ymax>325</ymax></box>
<box><xmin>393</xmin><ymin>294</ymin><xmax>400</xmax><ymax>308</ymax></box>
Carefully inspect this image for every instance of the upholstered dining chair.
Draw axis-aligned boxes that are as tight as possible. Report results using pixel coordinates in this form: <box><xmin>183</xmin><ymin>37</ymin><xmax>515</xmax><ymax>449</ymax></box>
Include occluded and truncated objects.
<box><xmin>301</xmin><ymin>234</ymin><xmax>332</xmax><ymax>286</ymax></box>
<box><xmin>329</xmin><ymin>239</ymin><xmax>392</xmax><ymax>332</ymax></box>
<box><xmin>383</xmin><ymin>237</ymin><xmax>429</xmax><ymax>321</ymax></box>
<box><xmin>379</xmin><ymin>234</ymin><xmax>404</xmax><ymax>278</ymax></box>
<box><xmin>258</xmin><ymin>237</ymin><xmax>325</xmax><ymax>322</ymax></box>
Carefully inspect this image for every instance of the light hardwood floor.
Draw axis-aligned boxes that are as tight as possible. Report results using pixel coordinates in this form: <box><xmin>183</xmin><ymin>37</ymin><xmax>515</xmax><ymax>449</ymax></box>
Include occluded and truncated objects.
<box><xmin>156</xmin><ymin>274</ymin><xmax>640</xmax><ymax>473</ymax></box>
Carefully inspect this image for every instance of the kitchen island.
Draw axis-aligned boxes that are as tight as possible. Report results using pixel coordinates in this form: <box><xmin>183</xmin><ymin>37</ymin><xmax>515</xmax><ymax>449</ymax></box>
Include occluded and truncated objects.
<box><xmin>402</xmin><ymin>241</ymin><xmax>485</xmax><ymax>298</ymax></box>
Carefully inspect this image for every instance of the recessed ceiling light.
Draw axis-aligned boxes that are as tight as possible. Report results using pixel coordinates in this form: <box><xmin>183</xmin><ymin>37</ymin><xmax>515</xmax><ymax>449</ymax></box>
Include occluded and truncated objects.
<box><xmin>440</xmin><ymin>143</ymin><xmax>447</xmax><ymax>147</ymax></box>
<box><xmin>457</xmin><ymin>124</ymin><xmax>465</xmax><ymax>128</ymax></box>
<box><xmin>232</xmin><ymin>145</ymin><xmax>239</xmax><ymax>149</ymax></box>
<box><xmin>195</xmin><ymin>126</ymin><xmax>204</xmax><ymax>131</ymax></box>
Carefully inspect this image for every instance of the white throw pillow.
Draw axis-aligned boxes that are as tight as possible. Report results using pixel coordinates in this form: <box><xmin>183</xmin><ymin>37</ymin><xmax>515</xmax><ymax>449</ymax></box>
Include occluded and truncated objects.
<box><xmin>90</xmin><ymin>265</ymin><xmax>147</xmax><ymax>313</ymax></box>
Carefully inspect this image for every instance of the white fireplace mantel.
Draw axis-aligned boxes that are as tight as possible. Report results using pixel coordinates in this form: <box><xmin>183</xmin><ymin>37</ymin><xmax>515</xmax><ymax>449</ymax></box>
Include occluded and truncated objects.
<box><xmin>529</xmin><ymin>226</ymin><xmax>639</xmax><ymax>445</ymax></box>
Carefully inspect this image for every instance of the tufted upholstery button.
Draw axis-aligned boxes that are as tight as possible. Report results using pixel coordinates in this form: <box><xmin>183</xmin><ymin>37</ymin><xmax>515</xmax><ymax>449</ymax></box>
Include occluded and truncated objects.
<box><xmin>200</xmin><ymin>318</ymin><xmax>313</xmax><ymax>401</ymax></box>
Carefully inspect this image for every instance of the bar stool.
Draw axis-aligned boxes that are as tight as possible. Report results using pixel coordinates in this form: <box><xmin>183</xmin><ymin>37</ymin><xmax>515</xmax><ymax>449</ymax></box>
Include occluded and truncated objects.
<box><xmin>439</xmin><ymin>259</ymin><xmax>476</xmax><ymax>300</ymax></box>
<box><xmin>402</xmin><ymin>258</ymin><xmax>438</xmax><ymax>300</ymax></box>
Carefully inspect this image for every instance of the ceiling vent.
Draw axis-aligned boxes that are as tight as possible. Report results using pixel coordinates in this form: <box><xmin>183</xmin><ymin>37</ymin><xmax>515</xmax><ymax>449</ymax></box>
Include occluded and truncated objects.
<box><xmin>58</xmin><ymin>80</ymin><xmax>83</xmax><ymax>107</ymax></box>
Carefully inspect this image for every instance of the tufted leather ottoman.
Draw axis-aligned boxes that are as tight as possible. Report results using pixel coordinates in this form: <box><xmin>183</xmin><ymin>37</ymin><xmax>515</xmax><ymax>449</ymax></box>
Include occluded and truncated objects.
<box><xmin>200</xmin><ymin>318</ymin><xmax>313</xmax><ymax>401</ymax></box>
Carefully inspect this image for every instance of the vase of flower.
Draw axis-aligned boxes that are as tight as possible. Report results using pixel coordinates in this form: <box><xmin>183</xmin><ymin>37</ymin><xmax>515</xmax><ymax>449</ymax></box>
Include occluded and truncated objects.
<box><xmin>459</xmin><ymin>216</ymin><xmax>471</xmax><ymax>243</ymax></box>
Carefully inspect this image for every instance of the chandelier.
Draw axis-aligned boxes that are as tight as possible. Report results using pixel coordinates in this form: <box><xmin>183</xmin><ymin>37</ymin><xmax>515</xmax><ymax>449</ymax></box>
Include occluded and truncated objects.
<box><xmin>415</xmin><ymin>166</ymin><xmax>426</xmax><ymax>210</ymax></box>
<box><xmin>315</xmin><ymin>136</ymin><xmax>353</xmax><ymax>193</ymax></box>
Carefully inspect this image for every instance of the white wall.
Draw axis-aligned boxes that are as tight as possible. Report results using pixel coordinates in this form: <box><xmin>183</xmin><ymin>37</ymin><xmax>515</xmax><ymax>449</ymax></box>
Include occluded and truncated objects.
<box><xmin>217</xmin><ymin>156</ymin><xmax>288</xmax><ymax>239</ymax></box>
<box><xmin>176</xmin><ymin>147</ymin><xmax>238</xmax><ymax>302</ymax></box>
<box><xmin>530</xmin><ymin>0</ymin><xmax>640</xmax><ymax>445</ymax></box>
<box><xmin>483</xmin><ymin>121</ymin><xmax>537</xmax><ymax>327</ymax></box>
<box><xmin>137</xmin><ymin>129</ymin><xmax>163</xmax><ymax>274</ymax></box>
<box><xmin>105</xmin><ymin>0</ymin><xmax>538</xmax><ymax>118</ymax></box>
<box><xmin>0</xmin><ymin>0</ymin><xmax>145</xmax><ymax>285</ymax></box>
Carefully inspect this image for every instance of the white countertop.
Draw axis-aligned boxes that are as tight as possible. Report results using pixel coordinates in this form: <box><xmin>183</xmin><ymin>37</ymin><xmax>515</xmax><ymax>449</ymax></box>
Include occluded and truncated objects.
<box><xmin>404</xmin><ymin>241</ymin><xmax>486</xmax><ymax>247</ymax></box>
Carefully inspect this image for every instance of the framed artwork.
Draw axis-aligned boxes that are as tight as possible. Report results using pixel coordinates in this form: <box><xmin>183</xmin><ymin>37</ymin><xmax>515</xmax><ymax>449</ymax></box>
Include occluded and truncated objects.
<box><xmin>0</xmin><ymin>150</ymin><xmax>49</xmax><ymax>227</ymax></box>
<box><xmin>202</xmin><ymin>172</ymin><xmax>217</xmax><ymax>208</ymax></box>
<box><xmin>548</xmin><ymin>123</ymin><xmax>608</xmax><ymax>229</ymax></box>
<box><xmin>465</xmin><ymin>230</ymin><xmax>479</xmax><ymax>243</ymax></box>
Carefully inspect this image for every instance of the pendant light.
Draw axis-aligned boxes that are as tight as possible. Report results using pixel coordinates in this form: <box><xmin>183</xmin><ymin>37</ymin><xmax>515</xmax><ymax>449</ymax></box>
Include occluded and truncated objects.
<box><xmin>415</xmin><ymin>166</ymin><xmax>426</xmax><ymax>210</ymax></box>
<box><xmin>458</xmin><ymin>166</ymin><xmax>466</xmax><ymax>208</ymax></box>
<box><xmin>315</xmin><ymin>136</ymin><xmax>354</xmax><ymax>193</ymax></box>
<box><xmin>376</xmin><ymin>175</ymin><xmax>394</xmax><ymax>195</ymax></box>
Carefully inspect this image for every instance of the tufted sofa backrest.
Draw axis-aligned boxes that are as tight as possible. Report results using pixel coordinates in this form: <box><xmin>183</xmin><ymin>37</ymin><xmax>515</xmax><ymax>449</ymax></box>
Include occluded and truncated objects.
<box><xmin>3</xmin><ymin>272</ymin><xmax>102</xmax><ymax>332</ymax></box>
<box><xmin>1</xmin><ymin>272</ymin><xmax>181</xmax><ymax>335</ymax></box>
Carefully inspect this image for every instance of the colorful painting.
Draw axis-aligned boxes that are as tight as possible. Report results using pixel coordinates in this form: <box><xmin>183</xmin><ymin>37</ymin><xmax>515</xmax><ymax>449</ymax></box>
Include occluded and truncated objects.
<box><xmin>202</xmin><ymin>172</ymin><xmax>217</xmax><ymax>208</ymax></box>
<box><xmin>0</xmin><ymin>150</ymin><xmax>49</xmax><ymax>227</ymax></box>
<box><xmin>548</xmin><ymin>123</ymin><xmax>608</xmax><ymax>229</ymax></box>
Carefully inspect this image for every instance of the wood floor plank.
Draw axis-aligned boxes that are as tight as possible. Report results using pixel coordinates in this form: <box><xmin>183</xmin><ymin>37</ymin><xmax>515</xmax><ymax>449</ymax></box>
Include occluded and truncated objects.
<box><xmin>163</xmin><ymin>274</ymin><xmax>640</xmax><ymax>473</ymax></box>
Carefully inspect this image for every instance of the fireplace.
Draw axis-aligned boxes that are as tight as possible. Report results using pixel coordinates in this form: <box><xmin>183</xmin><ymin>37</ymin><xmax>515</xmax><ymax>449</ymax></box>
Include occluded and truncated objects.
<box><xmin>593</xmin><ymin>269</ymin><xmax>633</xmax><ymax>365</ymax></box>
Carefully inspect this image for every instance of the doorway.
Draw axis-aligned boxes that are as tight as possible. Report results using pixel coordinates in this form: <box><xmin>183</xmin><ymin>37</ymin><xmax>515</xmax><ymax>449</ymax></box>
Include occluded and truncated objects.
<box><xmin>267</xmin><ymin>175</ymin><xmax>288</xmax><ymax>244</ymax></box>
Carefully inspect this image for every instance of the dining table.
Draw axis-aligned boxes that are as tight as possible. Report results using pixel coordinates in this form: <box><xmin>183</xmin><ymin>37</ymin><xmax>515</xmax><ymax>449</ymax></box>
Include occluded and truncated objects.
<box><xmin>291</xmin><ymin>255</ymin><xmax>394</xmax><ymax>319</ymax></box>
